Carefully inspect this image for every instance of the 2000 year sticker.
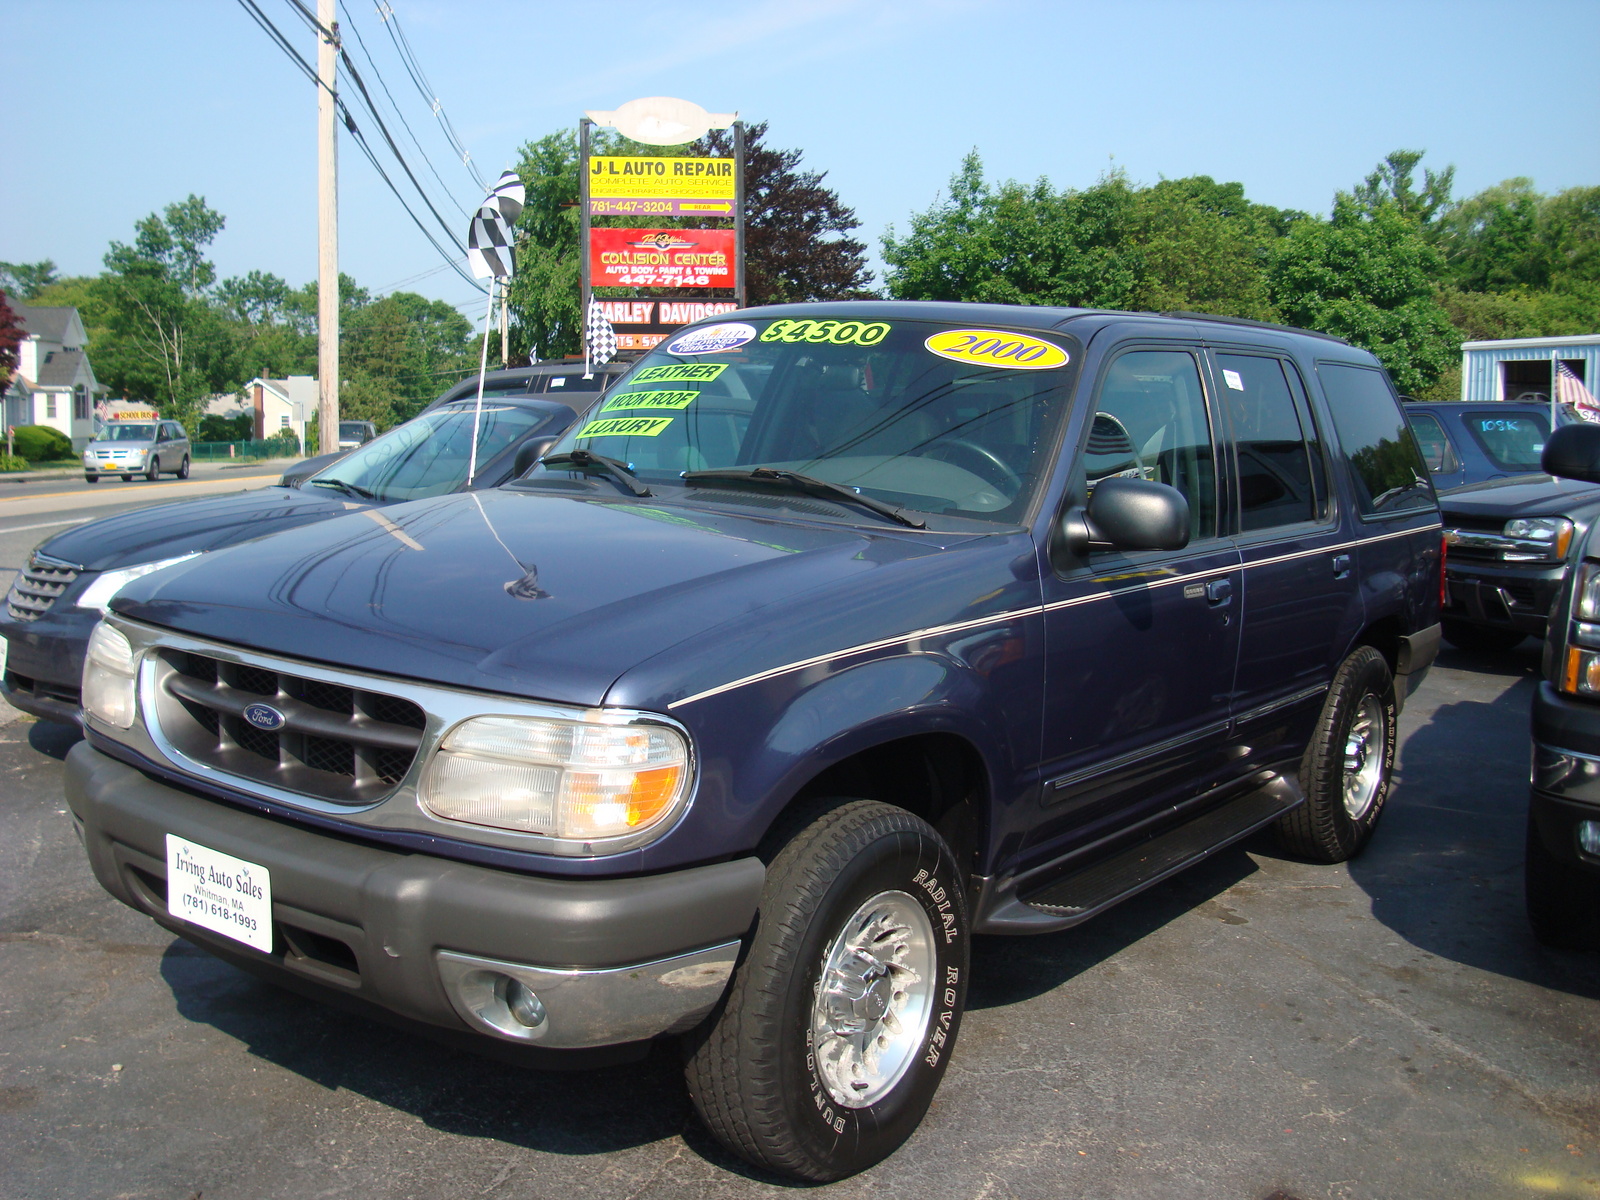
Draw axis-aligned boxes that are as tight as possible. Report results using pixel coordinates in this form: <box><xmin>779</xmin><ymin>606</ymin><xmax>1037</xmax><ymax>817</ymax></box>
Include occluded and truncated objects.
<box><xmin>924</xmin><ymin>329</ymin><xmax>1069</xmax><ymax>370</ymax></box>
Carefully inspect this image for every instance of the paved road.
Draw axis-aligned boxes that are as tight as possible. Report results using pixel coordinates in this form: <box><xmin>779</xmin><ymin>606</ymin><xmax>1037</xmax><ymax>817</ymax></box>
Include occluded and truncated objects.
<box><xmin>1</xmin><ymin>646</ymin><xmax>1596</xmax><ymax>1199</ymax></box>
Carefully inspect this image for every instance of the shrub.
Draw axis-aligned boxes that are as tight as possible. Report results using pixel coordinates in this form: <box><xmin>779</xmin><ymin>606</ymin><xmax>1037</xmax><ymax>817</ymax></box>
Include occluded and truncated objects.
<box><xmin>0</xmin><ymin>453</ymin><xmax>28</xmax><ymax>472</ymax></box>
<box><xmin>9</xmin><ymin>425</ymin><xmax>72</xmax><ymax>462</ymax></box>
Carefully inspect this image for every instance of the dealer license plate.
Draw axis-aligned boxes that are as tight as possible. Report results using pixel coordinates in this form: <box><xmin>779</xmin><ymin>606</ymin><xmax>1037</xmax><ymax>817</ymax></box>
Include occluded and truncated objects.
<box><xmin>165</xmin><ymin>835</ymin><xmax>273</xmax><ymax>953</ymax></box>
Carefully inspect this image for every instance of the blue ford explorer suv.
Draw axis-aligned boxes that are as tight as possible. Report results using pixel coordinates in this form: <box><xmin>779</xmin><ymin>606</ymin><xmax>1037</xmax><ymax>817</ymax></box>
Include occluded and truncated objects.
<box><xmin>64</xmin><ymin>303</ymin><xmax>1442</xmax><ymax>1180</ymax></box>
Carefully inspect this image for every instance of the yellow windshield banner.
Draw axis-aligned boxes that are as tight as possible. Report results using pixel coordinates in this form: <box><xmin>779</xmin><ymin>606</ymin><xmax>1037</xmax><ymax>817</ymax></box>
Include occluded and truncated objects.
<box><xmin>578</xmin><ymin>415</ymin><xmax>675</xmax><ymax>438</ymax></box>
<box><xmin>589</xmin><ymin>156</ymin><xmax>736</xmax><ymax>201</ymax></box>
<box><xmin>635</xmin><ymin>363</ymin><xmax>728</xmax><ymax>384</ymax></box>
<box><xmin>600</xmin><ymin>390</ymin><xmax>699</xmax><ymax>412</ymax></box>
<box><xmin>924</xmin><ymin>329</ymin><xmax>1069</xmax><ymax>370</ymax></box>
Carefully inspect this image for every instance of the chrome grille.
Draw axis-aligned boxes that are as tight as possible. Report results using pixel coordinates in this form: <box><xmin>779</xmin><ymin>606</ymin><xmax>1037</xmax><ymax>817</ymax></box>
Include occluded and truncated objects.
<box><xmin>152</xmin><ymin>647</ymin><xmax>427</xmax><ymax>805</ymax></box>
<box><xmin>6</xmin><ymin>554</ymin><xmax>82</xmax><ymax>621</ymax></box>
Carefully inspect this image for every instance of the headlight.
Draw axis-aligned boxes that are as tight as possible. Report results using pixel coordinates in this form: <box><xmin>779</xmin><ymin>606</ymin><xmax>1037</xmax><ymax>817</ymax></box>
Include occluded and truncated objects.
<box><xmin>421</xmin><ymin>715</ymin><xmax>692</xmax><ymax>847</ymax></box>
<box><xmin>76</xmin><ymin>553</ymin><xmax>201</xmax><ymax>614</ymax></box>
<box><xmin>1575</xmin><ymin>563</ymin><xmax>1600</xmax><ymax>623</ymax></box>
<box><xmin>82</xmin><ymin>621</ymin><xmax>138</xmax><ymax>728</ymax></box>
<box><xmin>1503</xmin><ymin>517</ymin><xmax>1574</xmax><ymax>562</ymax></box>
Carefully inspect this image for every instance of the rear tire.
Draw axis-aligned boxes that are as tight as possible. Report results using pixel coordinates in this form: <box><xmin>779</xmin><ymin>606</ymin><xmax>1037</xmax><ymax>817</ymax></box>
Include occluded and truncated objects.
<box><xmin>120</xmin><ymin>474</ymin><xmax>133</xmax><ymax>482</ymax></box>
<box><xmin>84</xmin><ymin>474</ymin><xmax>98</xmax><ymax>483</ymax></box>
<box><xmin>1276</xmin><ymin>645</ymin><xmax>1396</xmax><ymax>863</ymax></box>
<box><xmin>176</xmin><ymin>455</ymin><xmax>190</xmax><ymax>479</ymax></box>
<box><xmin>683</xmin><ymin>799</ymin><xmax>969</xmax><ymax>1181</ymax></box>
<box><xmin>1525</xmin><ymin>813</ymin><xmax>1600</xmax><ymax>950</ymax></box>
<box><xmin>1442</xmin><ymin>619</ymin><xmax>1525</xmax><ymax>654</ymax></box>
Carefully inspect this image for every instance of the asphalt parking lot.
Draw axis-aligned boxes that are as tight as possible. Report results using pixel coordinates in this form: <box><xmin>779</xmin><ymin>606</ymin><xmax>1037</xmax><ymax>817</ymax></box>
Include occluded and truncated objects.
<box><xmin>1</xmin><ymin>639</ymin><xmax>1596</xmax><ymax>1200</ymax></box>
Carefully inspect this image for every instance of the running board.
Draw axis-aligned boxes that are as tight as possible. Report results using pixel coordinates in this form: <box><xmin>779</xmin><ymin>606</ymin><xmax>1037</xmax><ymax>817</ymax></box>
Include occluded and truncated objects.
<box><xmin>973</xmin><ymin>774</ymin><xmax>1302</xmax><ymax>935</ymax></box>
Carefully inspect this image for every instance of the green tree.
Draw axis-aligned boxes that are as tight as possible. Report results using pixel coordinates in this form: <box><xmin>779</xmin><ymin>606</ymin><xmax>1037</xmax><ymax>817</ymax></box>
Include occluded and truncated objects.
<box><xmin>1268</xmin><ymin>194</ymin><xmax>1458</xmax><ymax>393</ymax></box>
<box><xmin>94</xmin><ymin>195</ymin><xmax>232</xmax><ymax>429</ymax></box>
<box><xmin>0</xmin><ymin>260</ymin><xmax>60</xmax><ymax>300</ymax></box>
<box><xmin>1352</xmin><ymin>149</ymin><xmax>1455</xmax><ymax>230</ymax></box>
<box><xmin>1127</xmin><ymin>177</ymin><xmax>1292</xmax><ymax>319</ymax></box>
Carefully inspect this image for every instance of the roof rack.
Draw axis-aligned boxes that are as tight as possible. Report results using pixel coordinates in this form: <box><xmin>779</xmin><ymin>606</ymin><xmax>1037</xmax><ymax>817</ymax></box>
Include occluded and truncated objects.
<box><xmin>1159</xmin><ymin>311</ymin><xmax>1349</xmax><ymax>345</ymax></box>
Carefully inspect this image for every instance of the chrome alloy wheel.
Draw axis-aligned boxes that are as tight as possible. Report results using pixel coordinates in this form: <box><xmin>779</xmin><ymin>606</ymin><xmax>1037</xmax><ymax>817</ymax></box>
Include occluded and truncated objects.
<box><xmin>1341</xmin><ymin>695</ymin><xmax>1386</xmax><ymax>820</ymax></box>
<box><xmin>810</xmin><ymin>889</ymin><xmax>936</xmax><ymax>1108</ymax></box>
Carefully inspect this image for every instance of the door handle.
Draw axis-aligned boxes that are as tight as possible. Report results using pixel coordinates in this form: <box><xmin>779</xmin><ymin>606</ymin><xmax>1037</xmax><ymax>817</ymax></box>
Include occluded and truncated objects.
<box><xmin>1332</xmin><ymin>554</ymin><xmax>1352</xmax><ymax>579</ymax></box>
<box><xmin>1206</xmin><ymin>578</ymin><xmax>1232</xmax><ymax>605</ymax></box>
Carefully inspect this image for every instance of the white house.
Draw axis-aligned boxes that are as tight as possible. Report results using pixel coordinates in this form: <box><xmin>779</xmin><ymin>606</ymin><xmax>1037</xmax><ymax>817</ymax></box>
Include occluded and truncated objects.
<box><xmin>234</xmin><ymin>376</ymin><xmax>315</xmax><ymax>447</ymax></box>
<box><xmin>3</xmin><ymin>305</ymin><xmax>108</xmax><ymax>450</ymax></box>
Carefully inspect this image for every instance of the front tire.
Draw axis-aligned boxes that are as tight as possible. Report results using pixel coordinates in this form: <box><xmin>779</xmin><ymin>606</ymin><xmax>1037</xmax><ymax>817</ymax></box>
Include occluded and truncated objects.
<box><xmin>1526</xmin><ymin>813</ymin><xmax>1600</xmax><ymax>950</ymax></box>
<box><xmin>145</xmin><ymin>456</ymin><xmax>160</xmax><ymax>482</ymax></box>
<box><xmin>1276</xmin><ymin>645</ymin><xmax>1396</xmax><ymax>863</ymax></box>
<box><xmin>1442</xmin><ymin>619</ymin><xmax>1525</xmax><ymax>654</ymax></box>
<box><xmin>84</xmin><ymin>474</ymin><xmax>98</xmax><ymax>483</ymax></box>
<box><xmin>120</xmin><ymin>474</ymin><xmax>133</xmax><ymax>482</ymax></box>
<box><xmin>684</xmin><ymin>799</ymin><xmax>969</xmax><ymax>1181</ymax></box>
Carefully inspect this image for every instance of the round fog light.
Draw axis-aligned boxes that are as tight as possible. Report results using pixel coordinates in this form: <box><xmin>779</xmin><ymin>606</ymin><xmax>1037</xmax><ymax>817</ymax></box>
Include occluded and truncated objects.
<box><xmin>1579</xmin><ymin>820</ymin><xmax>1600</xmax><ymax>858</ymax></box>
<box><xmin>503</xmin><ymin>977</ymin><xmax>547</xmax><ymax>1029</ymax></box>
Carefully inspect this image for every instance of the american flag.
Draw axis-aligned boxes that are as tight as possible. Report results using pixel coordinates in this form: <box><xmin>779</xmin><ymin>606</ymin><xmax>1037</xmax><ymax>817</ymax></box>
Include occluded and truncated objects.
<box><xmin>1556</xmin><ymin>360</ymin><xmax>1600</xmax><ymax>423</ymax></box>
<box><xmin>584</xmin><ymin>299</ymin><xmax>617</xmax><ymax>379</ymax></box>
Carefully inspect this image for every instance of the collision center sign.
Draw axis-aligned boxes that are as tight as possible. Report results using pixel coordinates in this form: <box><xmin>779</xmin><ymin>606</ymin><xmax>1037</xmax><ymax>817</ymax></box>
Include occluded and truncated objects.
<box><xmin>589</xmin><ymin>228</ymin><xmax>735</xmax><ymax>289</ymax></box>
<box><xmin>589</xmin><ymin>156</ymin><xmax>736</xmax><ymax>201</ymax></box>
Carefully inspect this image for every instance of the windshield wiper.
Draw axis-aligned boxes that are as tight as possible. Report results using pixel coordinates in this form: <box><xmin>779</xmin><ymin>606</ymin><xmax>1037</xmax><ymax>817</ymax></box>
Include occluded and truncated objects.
<box><xmin>310</xmin><ymin>478</ymin><xmax>378</xmax><ymax>500</ymax></box>
<box><xmin>540</xmin><ymin>449</ymin><xmax>652</xmax><ymax>497</ymax></box>
<box><xmin>682</xmin><ymin>467</ymin><xmax>925</xmax><ymax>529</ymax></box>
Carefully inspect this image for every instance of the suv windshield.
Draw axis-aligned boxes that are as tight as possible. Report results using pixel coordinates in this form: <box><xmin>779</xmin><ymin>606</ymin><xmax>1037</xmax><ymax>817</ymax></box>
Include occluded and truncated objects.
<box><xmin>309</xmin><ymin>402</ymin><xmax>548</xmax><ymax>502</ymax></box>
<box><xmin>338</xmin><ymin>421</ymin><xmax>370</xmax><ymax>439</ymax></box>
<box><xmin>536</xmin><ymin>317</ymin><xmax>1079</xmax><ymax>524</ymax></box>
<box><xmin>1464</xmin><ymin>413</ymin><xmax>1550</xmax><ymax>472</ymax></box>
<box><xmin>97</xmin><ymin>424</ymin><xmax>155</xmax><ymax>442</ymax></box>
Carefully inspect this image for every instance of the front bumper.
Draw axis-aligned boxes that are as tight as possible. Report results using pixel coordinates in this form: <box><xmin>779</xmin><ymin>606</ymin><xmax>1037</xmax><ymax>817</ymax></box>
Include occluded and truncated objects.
<box><xmin>1529</xmin><ymin>683</ymin><xmax>1600</xmax><ymax>875</ymax></box>
<box><xmin>65</xmin><ymin>743</ymin><xmax>764</xmax><ymax>1050</ymax></box>
<box><xmin>1443</xmin><ymin>562</ymin><xmax>1563</xmax><ymax>636</ymax></box>
<box><xmin>0</xmin><ymin>605</ymin><xmax>98</xmax><ymax>724</ymax></box>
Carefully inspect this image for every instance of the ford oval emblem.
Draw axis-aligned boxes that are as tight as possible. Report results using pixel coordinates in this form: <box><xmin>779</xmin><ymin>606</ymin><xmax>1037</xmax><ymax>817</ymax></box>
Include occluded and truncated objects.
<box><xmin>242</xmin><ymin>703</ymin><xmax>286</xmax><ymax>731</ymax></box>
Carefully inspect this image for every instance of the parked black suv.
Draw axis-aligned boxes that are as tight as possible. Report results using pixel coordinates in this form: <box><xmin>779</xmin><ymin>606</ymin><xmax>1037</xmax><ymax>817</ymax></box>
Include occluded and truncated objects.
<box><xmin>1525</xmin><ymin>422</ymin><xmax>1600</xmax><ymax>950</ymax></box>
<box><xmin>64</xmin><ymin>303</ymin><xmax>1441</xmax><ymax>1180</ymax></box>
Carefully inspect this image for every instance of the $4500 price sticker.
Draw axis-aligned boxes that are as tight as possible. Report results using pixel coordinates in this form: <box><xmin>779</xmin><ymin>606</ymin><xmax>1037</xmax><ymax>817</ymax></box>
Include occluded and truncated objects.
<box><xmin>759</xmin><ymin>319</ymin><xmax>891</xmax><ymax>347</ymax></box>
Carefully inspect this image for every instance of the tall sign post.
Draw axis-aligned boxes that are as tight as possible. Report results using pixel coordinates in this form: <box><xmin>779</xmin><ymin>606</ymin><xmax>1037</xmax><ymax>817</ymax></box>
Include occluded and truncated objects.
<box><xmin>580</xmin><ymin>98</ymin><xmax>742</xmax><ymax>357</ymax></box>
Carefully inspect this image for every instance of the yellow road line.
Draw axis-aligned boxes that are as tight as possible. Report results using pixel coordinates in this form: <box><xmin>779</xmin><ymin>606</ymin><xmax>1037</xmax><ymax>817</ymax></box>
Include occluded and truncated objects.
<box><xmin>0</xmin><ymin>474</ymin><xmax>282</xmax><ymax>504</ymax></box>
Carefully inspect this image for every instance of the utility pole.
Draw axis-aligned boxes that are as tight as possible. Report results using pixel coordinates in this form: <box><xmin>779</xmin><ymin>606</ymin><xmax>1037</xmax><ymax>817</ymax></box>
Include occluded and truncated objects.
<box><xmin>316</xmin><ymin>0</ymin><xmax>340</xmax><ymax>454</ymax></box>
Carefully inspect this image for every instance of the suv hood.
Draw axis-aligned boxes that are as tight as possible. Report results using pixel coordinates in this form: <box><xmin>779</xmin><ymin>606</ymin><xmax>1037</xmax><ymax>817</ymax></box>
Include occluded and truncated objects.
<box><xmin>111</xmin><ymin>488</ymin><xmax>1002</xmax><ymax>708</ymax></box>
<box><xmin>38</xmin><ymin>486</ymin><xmax>365</xmax><ymax>572</ymax></box>
<box><xmin>1438</xmin><ymin>473</ymin><xmax>1600</xmax><ymax>520</ymax></box>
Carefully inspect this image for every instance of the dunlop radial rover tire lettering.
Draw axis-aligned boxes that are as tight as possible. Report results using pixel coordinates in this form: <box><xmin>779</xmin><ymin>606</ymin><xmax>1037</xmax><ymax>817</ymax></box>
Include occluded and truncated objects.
<box><xmin>682</xmin><ymin>799</ymin><xmax>969</xmax><ymax>1182</ymax></box>
<box><xmin>1275</xmin><ymin>645</ymin><xmax>1396</xmax><ymax>863</ymax></box>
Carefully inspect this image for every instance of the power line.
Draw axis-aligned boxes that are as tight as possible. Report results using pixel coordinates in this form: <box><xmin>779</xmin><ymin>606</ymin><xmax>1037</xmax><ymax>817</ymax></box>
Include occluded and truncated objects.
<box><xmin>374</xmin><ymin>1</ymin><xmax>485</xmax><ymax>191</ymax></box>
<box><xmin>231</xmin><ymin>0</ymin><xmax>486</xmax><ymax>294</ymax></box>
<box><xmin>338</xmin><ymin>1</ymin><xmax>469</xmax><ymax>217</ymax></box>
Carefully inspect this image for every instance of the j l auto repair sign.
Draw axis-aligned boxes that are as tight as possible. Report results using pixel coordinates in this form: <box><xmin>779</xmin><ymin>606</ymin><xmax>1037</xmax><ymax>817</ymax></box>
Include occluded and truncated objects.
<box><xmin>589</xmin><ymin>228</ymin><xmax>736</xmax><ymax>289</ymax></box>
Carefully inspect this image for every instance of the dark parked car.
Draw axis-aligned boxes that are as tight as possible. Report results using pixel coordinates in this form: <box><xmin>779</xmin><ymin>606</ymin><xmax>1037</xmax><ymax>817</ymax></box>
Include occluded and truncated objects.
<box><xmin>1404</xmin><ymin>400</ymin><xmax>1581</xmax><ymax>490</ymax></box>
<box><xmin>65</xmin><ymin>303</ymin><xmax>1440</xmax><ymax>1180</ymax></box>
<box><xmin>1436</xmin><ymin>467</ymin><xmax>1600</xmax><ymax>653</ymax></box>
<box><xmin>278</xmin><ymin>361</ymin><xmax>630</xmax><ymax>486</ymax></box>
<box><xmin>337</xmin><ymin>420</ymin><xmax>377</xmax><ymax>448</ymax></box>
<box><xmin>1525</xmin><ymin>422</ymin><xmax>1600</xmax><ymax>949</ymax></box>
<box><xmin>2</xmin><ymin>393</ymin><xmax>581</xmax><ymax>724</ymax></box>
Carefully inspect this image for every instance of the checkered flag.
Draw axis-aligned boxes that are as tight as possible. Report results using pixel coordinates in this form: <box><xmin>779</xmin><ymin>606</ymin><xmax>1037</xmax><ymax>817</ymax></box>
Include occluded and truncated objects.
<box><xmin>465</xmin><ymin>172</ymin><xmax>525</xmax><ymax>280</ymax></box>
<box><xmin>487</xmin><ymin>170</ymin><xmax>524</xmax><ymax>224</ymax></box>
<box><xmin>585</xmin><ymin>299</ymin><xmax>617</xmax><ymax>378</ymax></box>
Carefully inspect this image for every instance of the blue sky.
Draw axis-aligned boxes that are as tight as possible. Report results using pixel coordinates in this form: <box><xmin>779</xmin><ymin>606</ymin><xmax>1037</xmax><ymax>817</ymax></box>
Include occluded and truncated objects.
<box><xmin>3</xmin><ymin>0</ymin><xmax>1596</xmax><ymax>327</ymax></box>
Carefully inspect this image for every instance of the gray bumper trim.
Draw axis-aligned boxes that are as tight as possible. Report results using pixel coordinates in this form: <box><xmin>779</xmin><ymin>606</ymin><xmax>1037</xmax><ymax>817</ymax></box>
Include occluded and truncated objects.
<box><xmin>65</xmin><ymin>742</ymin><xmax>763</xmax><ymax>1048</ymax></box>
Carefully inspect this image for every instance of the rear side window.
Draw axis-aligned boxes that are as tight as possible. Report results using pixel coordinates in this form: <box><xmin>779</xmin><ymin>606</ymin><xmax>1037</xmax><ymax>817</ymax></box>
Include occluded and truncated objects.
<box><xmin>1217</xmin><ymin>353</ymin><xmax>1327</xmax><ymax>532</ymax></box>
<box><xmin>1463</xmin><ymin>413</ymin><xmax>1549</xmax><ymax>472</ymax></box>
<box><xmin>1319</xmin><ymin>363</ymin><xmax>1433</xmax><ymax>516</ymax></box>
<box><xmin>1405</xmin><ymin>411</ymin><xmax>1459</xmax><ymax>474</ymax></box>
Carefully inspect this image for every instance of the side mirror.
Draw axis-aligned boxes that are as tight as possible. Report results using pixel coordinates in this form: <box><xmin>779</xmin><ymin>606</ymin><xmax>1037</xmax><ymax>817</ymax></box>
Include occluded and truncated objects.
<box><xmin>1060</xmin><ymin>478</ymin><xmax>1191</xmax><ymax>555</ymax></box>
<box><xmin>1542</xmin><ymin>423</ymin><xmax>1600</xmax><ymax>483</ymax></box>
<box><xmin>511</xmin><ymin>436</ymin><xmax>560</xmax><ymax>479</ymax></box>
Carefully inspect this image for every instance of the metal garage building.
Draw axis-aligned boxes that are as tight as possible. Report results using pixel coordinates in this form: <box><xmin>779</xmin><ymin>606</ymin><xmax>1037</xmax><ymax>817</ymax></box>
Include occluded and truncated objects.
<box><xmin>1461</xmin><ymin>334</ymin><xmax>1600</xmax><ymax>403</ymax></box>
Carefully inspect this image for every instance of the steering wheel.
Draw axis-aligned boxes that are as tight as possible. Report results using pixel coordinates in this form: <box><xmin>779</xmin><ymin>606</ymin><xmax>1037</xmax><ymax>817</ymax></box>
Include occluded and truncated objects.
<box><xmin>922</xmin><ymin>438</ymin><xmax>1024</xmax><ymax>492</ymax></box>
